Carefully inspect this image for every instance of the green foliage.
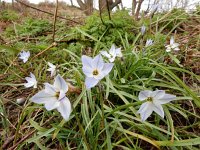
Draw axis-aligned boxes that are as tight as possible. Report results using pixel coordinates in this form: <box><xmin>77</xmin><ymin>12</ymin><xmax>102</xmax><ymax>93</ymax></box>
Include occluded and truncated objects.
<box><xmin>195</xmin><ymin>4</ymin><xmax>200</xmax><ymax>14</ymax></box>
<box><xmin>152</xmin><ymin>8</ymin><xmax>189</xmax><ymax>31</ymax></box>
<box><xmin>5</xmin><ymin>18</ymin><xmax>52</xmax><ymax>37</ymax></box>
<box><xmin>74</xmin><ymin>10</ymin><xmax>136</xmax><ymax>48</ymax></box>
<box><xmin>0</xmin><ymin>9</ymin><xmax>19</xmax><ymax>21</ymax></box>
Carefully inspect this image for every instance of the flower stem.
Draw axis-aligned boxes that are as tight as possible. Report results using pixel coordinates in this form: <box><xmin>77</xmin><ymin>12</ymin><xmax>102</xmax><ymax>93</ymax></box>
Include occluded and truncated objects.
<box><xmin>98</xmin><ymin>85</ymin><xmax>105</xmax><ymax>129</ymax></box>
<box><xmin>74</xmin><ymin>111</ymin><xmax>90</xmax><ymax>150</ymax></box>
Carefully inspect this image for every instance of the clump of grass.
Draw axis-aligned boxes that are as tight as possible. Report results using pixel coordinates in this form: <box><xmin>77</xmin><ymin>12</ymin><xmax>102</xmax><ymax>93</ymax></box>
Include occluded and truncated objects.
<box><xmin>0</xmin><ymin>9</ymin><xmax>19</xmax><ymax>22</ymax></box>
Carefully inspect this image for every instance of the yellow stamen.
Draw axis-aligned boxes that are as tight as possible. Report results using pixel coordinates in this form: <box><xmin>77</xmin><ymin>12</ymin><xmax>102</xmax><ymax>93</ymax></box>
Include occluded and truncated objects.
<box><xmin>147</xmin><ymin>97</ymin><xmax>153</xmax><ymax>102</ymax></box>
<box><xmin>93</xmin><ymin>69</ymin><xmax>99</xmax><ymax>76</ymax></box>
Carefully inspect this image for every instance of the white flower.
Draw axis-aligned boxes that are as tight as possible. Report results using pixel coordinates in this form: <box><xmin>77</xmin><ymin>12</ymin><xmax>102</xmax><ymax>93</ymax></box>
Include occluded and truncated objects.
<box><xmin>47</xmin><ymin>62</ymin><xmax>56</xmax><ymax>77</ymax></box>
<box><xmin>145</xmin><ymin>39</ymin><xmax>153</xmax><ymax>47</ymax></box>
<box><xmin>141</xmin><ymin>25</ymin><xmax>146</xmax><ymax>35</ymax></box>
<box><xmin>24</xmin><ymin>73</ymin><xmax>37</xmax><ymax>88</ymax></box>
<box><xmin>137</xmin><ymin>90</ymin><xmax>176</xmax><ymax>121</ymax></box>
<box><xmin>165</xmin><ymin>36</ymin><xmax>180</xmax><ymax>52</ymax></box>
<box><xmin>100</xmin><ymin>44</ymin><xmax>122</xmax><ymax>62</ymax></box>
<box><xmin>31</xmin><ymin>75</ymin><xmax>72</xmax><ymax>121</ymax></box>
<box><xmin>82</xmin><ymin>54</ymin><xmax>114</xmax><ymax>89</ymax></box>
<box><xmin>151</xmin><ymin>3</ymin><xmax>159</xmax><ymax>12</ymax></box>
<box><xmin>19</xmin><ymin>50</ymin><xmax>30</xmax><ymax>63</ymax></box>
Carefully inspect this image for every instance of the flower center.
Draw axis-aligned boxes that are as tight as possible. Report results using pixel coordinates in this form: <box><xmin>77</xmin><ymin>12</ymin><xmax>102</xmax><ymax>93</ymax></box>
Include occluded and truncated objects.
<box><xmin>93</xmin><ymin>69</ymin><xmax>99</xmax><ymax>76</ymax></box>
<box><xmin>55</xmin><ymin>92</ymin><xmax>60</xmax><ymax>99</ymax></box>
<box><xmin>147</xmin><ymin>97</ymin><xmax>153</xmax><ymax>102</ymax></box>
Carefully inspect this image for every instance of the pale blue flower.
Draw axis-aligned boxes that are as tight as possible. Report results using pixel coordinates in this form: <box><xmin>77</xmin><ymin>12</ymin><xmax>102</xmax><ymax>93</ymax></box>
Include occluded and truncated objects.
<box><xmin>24</xmin><ymin>73</ymin><xmax>37</xmax><ymax>88</ymax></box>
<box><xmin>151</xmin><ymin>3</ymin><xmax>159</xmax><ymax>12</ymax></box>
<box><xmin>19</xmin><ymin>50</ymin><xmax>30</xmax><ymax>63</ymax></box>
<box><xmin>100</xmin><ymin>44</ymin><xmax>122</xmax><ymax>62</ymax></box>
<box><xmin>165</xmin><ymin>36</ymin><xmax>180</xmax><ymax>52</ymax></box>
<box><xmin>82</xmin><ymin>54</ymin><xmax>114</xmax><ymax>89</ymax></box>
<box><xmin>31</xmin><ymin>75</ymin><xmax>71</xmax><ymax>121</ymax></box>
<box><xmin>145</xmin><ymin>39</ymin><xmax>153</xmax><ymax>47</ymax></box>
<box><xmin>137</xmin><ymin>90</ymin><xmax>176</xmax><ymax>121</ymax></box>
<box><xmin>141</xmin><ymin>25</ymin><xmax>146</xmax><ymax>35</ymax></box>
<box><xmin>47</xmin><ymin>62</ymin><xmax>56</xmax><ymax>77</ymax></box>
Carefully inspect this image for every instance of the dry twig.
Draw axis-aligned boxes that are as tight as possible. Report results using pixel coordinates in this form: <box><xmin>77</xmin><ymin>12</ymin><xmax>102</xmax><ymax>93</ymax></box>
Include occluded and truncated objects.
<box><xmin>15</xmin><ymin>0</ymin><xmax>82</xmax><ymax>24</ymax></box>
<box><xmin>52</xmin><ymin>0</ymin><xmax>59</xmax><ymax>42</ymax></box>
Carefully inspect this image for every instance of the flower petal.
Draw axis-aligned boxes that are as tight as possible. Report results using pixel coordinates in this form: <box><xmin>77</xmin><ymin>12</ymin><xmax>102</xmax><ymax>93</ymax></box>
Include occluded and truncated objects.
<box><xmin>53</xmin><ymin>75</ymin><xmax>68</xmax><ymax>93</ymax></box>
<box><xmin>93</xmin><ymin>70</ymin><xmax>105</xmax><ymax>80</ymax></box>
<box><xmin>48</xmin><ymin>62</ymin><xmax>56</xmax><ymax>68</ymax></box>
<box><xmin>141</xmin><ymin>25</ymin><xmax>146</xmax><ymax>35</ymax></box>
<box><xmin>25</xmin><ymin>77</ymin><xmax>34</xmax><ymax>82</ymax></box>
<box><xmin>44</xmin><ymin>99</ymin><xmax>60</xmax><ymax>111</ymax></box>
<box><xmin>82</xmin><ymin>66</ymin><xmax>93</xmax><ymax>77</ymax></box>
<box><xmin>170</xmin><ymin>36</ymin><xmax>174</xmax><ymax>45</ymax></box>
<box><xmin>102</xmin><ymin>63</ymin><xmax>114</xmax><ymax>76</ymax></box>
<box><xmin>172</xmin><ymin>43</ymin><xmax>179</xmax><ymax>48</ymax></box>
<box><xmin>137</xmin><ymin>102</ymin><xmax>153</xmax><ymax>121</ymax></box>
<box><xmin>47</xmin><ymin>62</ymin><xmax>56</xmax><ymax>77</ymax></box>
<box><xmin>116</xmin><ymin>48</ymin><xmax>122</xmax><ymax>57</ymax></box>
<box><xmin>57</xmin><ymin>97</ymin><xmax>71</xmax><ymax>120</ymax></box>
<box><xmin>31</xmin><ymin>90</ymin><xmax>56</xmax><ymax>104</ymax></box>
<box><xmin>174</xmin><ymin>47</ymin><xmax>180</xmax><ymax>51</ymax></box>
<box><xmin>58</xmin><ymin>90</ymin><xmax>66</xmax><ymax>100</ymax></box>
<box><xmin>154</xmin><ymin>94</ymin><xmax>176</xmax><ymax>104</ymax></box>
<box><xmin>30</xmin><ymin>73</ymin><xmax>36</xmax><ymax>79</ymax></box>
<box><xmin>31</xmin><ymin>90</ymin><xmax>59</xmax><ymax>110</ymax></box>
<box><xmin>137</xmin><ymin>102</ymin><xmax>150</xmax><ymax>113</ymax></box>
<box><xmin>82</xmin><ymin>55</ymin><xmax>93</xmax><ymax>69</ymax></box>
<box><xmin>152</xmin><ymin>103</ymin><xmax>164</xmax><ymax>118</ymax></box>
<box><xmin>85</xmin><ymin>77</ymin><xmax>99</xmax><ymax>89</ymax></box>
<box><xmin>109</xmin><ymin>44</ymin><xmax>116</xmax><ymax>56</ymax></box>
<box><xmin>166</xmin><ymin>47</ymin><xmax>171</xmax><ymax>52</ymax></box>
<box><xmin>93</xmin><ymin>55</ymin><xmax>104</xmax><ymax>70</ymax></box>
<box><xmin>100</xmin><ymin>51</ymin><xmax>111</xmax><ymax>59</ymax></box>
<box><xmin>24</xmin><ymin>82</ymin><xmax>34</xmax><ymax>88</ymax></box>
<box><xmin>109</xmin><ymin>57</ymin><xmax>115</xmax><ymax>63</ymax></box>
<box><xmin>138</xmin><ymin>90</ymin><xmax>152</xmax><ymax>101</ymax></box>
<box><xmin>44</xmin><ymin>83</ymin><xmax>57</xmax><ymax>94</ymax></box>
<box><xmin>22</xmin><ymin>58</ymin><xmax>28</xmax><ymax>63</ymax></box>
<box><xmin>151</xmin><ymin>90</ymin><xmax>165</xmax><ymax>100</ymax></box>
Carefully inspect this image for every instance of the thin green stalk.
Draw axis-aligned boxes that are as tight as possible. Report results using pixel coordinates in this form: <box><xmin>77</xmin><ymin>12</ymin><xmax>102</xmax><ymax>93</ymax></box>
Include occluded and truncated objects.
<box><xmin>74</xmin><ymin>111</ymin><xmax>90</xmax><ymax>150</ymax></box>
<box><xmin>98</xmin><ymin>85</ymin><xmax>105</xmax><ymax>129</ymax></box>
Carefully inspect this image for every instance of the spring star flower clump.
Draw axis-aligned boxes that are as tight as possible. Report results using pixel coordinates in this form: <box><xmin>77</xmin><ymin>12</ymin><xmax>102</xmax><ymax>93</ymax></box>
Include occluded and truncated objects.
<box><xmin>31</xmin><ymin>75</ymin><xmax>72</xmax><ymax>120</ymax></box>
<box><xmin>137</xmin><ymin>90</ymin><xmax>176</xmax><ymax>121</ymax></box>
<box><xmin>82</xmin><ymin>54</ymin><xmax>114</xmax><ymax>89</ymax></box>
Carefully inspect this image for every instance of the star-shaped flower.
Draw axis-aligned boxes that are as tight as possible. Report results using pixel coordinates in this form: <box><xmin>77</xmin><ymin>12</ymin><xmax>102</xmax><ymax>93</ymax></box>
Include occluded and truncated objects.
<box><xmin>82</xmin><ymin>54</ymin><xmax>114</xmax><ymax>89</ymax></box>
<box><xmin>31</xmin><ymin>75</ymin><xmax>71</xmax><ymax>121</ymax></box>
<box><xmin>145</xmin><ymin>39</ymin><xmax>153</xmax><ymax>47</ymax></box>
<box><xmin>47</xmin><ymin>62</ymin><xmax>56</xmax><ymax>77</ymax></box>
<box><xmin>137</xmin><ymin>90</ymin><xmax>176</xmax><ymax>121</ymax></box>
<box><xmin>24</xmin><ymin>73</ymin><xmax>37</xmax><ymax>88</ymax></box>
<box><xmin>165</xmin><ymin>36</ymin><xmax>180</xmax><ymax>52</ymax></box>
<box><xmin>19</xmin><ymin>50</ymin><xmax>30</xmax><ymax>63</ymax></box>
<box><xmin>100</xmin><ymin>44</ymin><xmax>122</xmax><ymax>62</ymax></box>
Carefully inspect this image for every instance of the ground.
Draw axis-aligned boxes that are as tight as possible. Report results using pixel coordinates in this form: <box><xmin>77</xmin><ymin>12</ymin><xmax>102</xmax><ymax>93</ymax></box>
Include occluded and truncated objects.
<box><xmin>0</xmin><ymin>1</ymin><xmax>200</xmax><ymax>150</ymax></box>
